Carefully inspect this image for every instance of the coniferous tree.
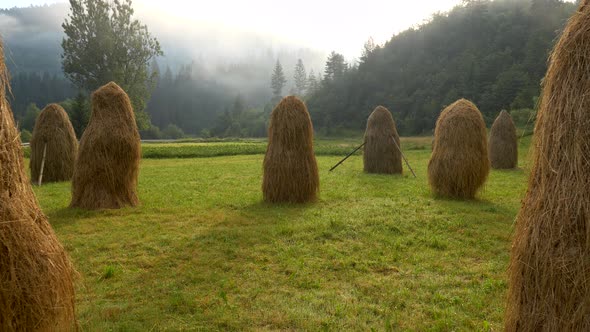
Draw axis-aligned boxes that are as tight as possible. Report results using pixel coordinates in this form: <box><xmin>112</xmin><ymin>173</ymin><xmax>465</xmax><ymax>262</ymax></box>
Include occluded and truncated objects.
<box><xmin>324</xmin><ymin>51</ymin><xmax>346</xmax><ymax>81</ymax></box>
<box><xmin>307</xmin><ymin>70</ymin><xmax>319</xmax><ymax>95</ymax></box>
<box><xmin>271</xmin><ymin>60</ymin><xmax>287</xmax><ymax>102</ymax></box>
<box><xmin>293</xmin><ymin>59</ymin><xmax>307</xmax><ymax>96</ymax></box>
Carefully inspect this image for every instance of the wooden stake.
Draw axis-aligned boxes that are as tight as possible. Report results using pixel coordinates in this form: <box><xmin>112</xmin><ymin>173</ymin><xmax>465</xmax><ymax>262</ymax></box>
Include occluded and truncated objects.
<box><xmin>38</xmin><ymin>143</ymin><xmax>47</xmax><ymax>186</ymax></box>
<box><xmin>392</xmin><ymin>136</ymin><xmax>416</xmax><ymax>178</ymax></box>
<box><xmin>329</xmin><ymin>142</ymin><xmax>366</xmax><ymax>172</ymax></box>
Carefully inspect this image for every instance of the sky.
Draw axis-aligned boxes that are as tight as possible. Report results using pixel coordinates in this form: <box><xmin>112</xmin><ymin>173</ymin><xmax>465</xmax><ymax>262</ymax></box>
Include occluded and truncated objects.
<box><xmin>0</xmin><ymin>0</ymin><xmax>527</xmax><ymax>57</ymax></box>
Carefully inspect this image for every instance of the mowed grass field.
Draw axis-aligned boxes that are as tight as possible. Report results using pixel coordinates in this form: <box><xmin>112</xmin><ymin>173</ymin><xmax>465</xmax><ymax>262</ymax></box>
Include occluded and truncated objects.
<box><xmin>31</xmin><ymin>137</ymin><xmax>531</xmax><ymax>331</ymax></box>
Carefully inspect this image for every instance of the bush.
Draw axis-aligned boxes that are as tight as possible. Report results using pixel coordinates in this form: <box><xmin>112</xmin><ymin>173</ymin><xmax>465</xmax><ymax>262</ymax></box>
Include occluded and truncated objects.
<box><xmin>163</xmin><ymin>124</ymin><xmax>185</xmax><ymax>139</ymax></box>
<box><xmin>200</xmin><ymin>128</ymin><xmax>211</xmax><ymax>138</ymax></box>
<box><xmin>140</xmin><ymin>125</ymin><xmax>163</xmax><ymax>139</ymax></box>
<box><xmin>20</xmin><ymin>129</ymin><xmax>32</xmax><ymax>143</ymax></box>
<box><xmin>509</xmin><ymin>108</ymin><xmax>536</xmax><ymax>127</ymax></box>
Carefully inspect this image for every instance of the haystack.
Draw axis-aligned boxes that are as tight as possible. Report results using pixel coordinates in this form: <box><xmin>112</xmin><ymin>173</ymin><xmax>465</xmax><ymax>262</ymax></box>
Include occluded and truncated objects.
<box><xmin>505</xmin><ymin>2</ymin><xmax>590</xmax><ymax>330</ymax></box>
<box><xmin>262</xmin><ymin>96</ymin><xmax>319</xmax><ymax>203</ymax></box>
<box><xmin>70</xmin><ymin>82</ymin><xmax>141</xmax><ymax>209</ymax></box>
<box><xmin>427</xmin><ymin>99</ymin><xmax>489</xmax><ymax>199</ymax></box>
<box><xmin>0</xmin><ymin>40</ymin><xmax>77</xmax><ymax>331</ymax></box>
<box><xmin>30</xmin><ymin>103</ymin><xmax>78</xmax><ymax>183</ymax></box>
<box><xmin>489</xmin><ymin>110</ymin><xmax>517</xmax><ymax>169</ymax></box>
<box><xmin>363</xmin><ymin>106</ymin><xmax>402</xmax><ymax>174</ymax></box>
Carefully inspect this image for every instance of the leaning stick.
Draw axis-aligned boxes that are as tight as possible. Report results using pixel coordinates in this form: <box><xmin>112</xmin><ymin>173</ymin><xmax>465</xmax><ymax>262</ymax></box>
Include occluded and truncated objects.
<box><xmin>329</xmin><ymin>142</ymin><xmax>366</xmax><ymax>172</ymax></box>
<box><xmin>391</xmin><ymin>136</ymin><xmax>416</xmax><ymax>178</ymax></box>
<box><xmin>38</xmin><ymin>143</ymin><xmax>47</xmax><ymax>186</ymax></box>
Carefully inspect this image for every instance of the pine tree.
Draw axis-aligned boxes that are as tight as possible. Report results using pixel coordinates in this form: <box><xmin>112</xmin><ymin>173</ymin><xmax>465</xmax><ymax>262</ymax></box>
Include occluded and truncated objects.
<box><xmin>307</xmin><ymin>70</ymin><xmax>319</xmax><ymax>95</ymax></box>
<box><xmin>361</xmin><ymin>37</ymin><xmax>376</xmax><ymax>64</ymax></box>
<box><xmin>324</xmin><ymin>51</ymin><xmax>346</xmax><ymax>81</ymax></box>
<box><xmin>271</xmin><ymin>60</ymin><xmax>287</xmax><ymax>101</ymax></box>
<box><xmin>293</xmin><ymin>59</ymin><xmax>307</xmax><ymax>96</ymax></box>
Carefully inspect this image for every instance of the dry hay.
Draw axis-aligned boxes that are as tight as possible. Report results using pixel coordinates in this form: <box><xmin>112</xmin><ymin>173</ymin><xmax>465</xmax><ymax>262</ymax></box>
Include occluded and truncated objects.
<box><xmin>505</xmin><ymin>1</ymin><xmax>590</xmax><ymax>330</ymax></box>
<box><xmin>70</xmin><ymin>82</ymin><xmax>141</xmax><ymax>209</ymax></box>
<box><xmin>0</xmin><ymin>40</ymin><xmax>77</xmax><ymax>331</ymax></box>
<box><xmin>489</xmin><ymin>110</ymin><xmax>517</xmax><ymax>169</ymax></box>
<box><xmin>30</xmin><ymin>103</ymin><xmax>78</xmax><ymax>183</ymax></box>
<box><xmin>262</xmin><ymin>96</ymin><xmax>319</xmax><ymax>203</ymax></box>
<box><xmin>427</xmin><ymin>98</ymin><xmax>489</xmax><ymax>199</ymax></box>
<box><xmin>363</xmin><ymin>106</ymin><xmax>402</xmax><ymax>174</ymax></box>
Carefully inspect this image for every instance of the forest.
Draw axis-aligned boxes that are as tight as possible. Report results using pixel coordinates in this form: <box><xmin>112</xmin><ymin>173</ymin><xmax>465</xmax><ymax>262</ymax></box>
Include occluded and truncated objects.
<box><xmin>1</xmin><ymin>0</ymin><xmax>579</xmax><ymax>138</ymax></box>
<box><xmin>306</xmin><ymin>0</ymin><xmax>578</xmax><ymax>135</ymax></box>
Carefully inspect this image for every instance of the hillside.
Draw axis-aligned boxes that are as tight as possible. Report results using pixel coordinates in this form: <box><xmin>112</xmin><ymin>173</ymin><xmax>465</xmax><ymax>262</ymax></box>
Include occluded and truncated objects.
<box><xmin>307</xmin><ymin>0</ymin><xmax>577</xmax><ymax>135</ymax></box>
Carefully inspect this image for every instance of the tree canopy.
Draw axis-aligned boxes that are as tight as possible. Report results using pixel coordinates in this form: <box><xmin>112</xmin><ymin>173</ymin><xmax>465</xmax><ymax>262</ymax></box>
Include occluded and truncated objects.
<box><xmin>61</xmin><ymin>0</ymin><xmax>163</xmax><ymax>129</ymax></box>
<box><xmin>307</xmin><ymin>0</ymin><xmax>576</xmax><ymax>135</ymax></box>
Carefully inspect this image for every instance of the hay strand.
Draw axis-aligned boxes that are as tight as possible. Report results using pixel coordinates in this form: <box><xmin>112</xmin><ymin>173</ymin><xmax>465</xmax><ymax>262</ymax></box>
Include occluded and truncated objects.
<box><xmin>505</xmin><ymin>1</ymin><xmax>590</xmax><ymax>330</ymax></box>
<box><xmin>0</xmin><ymin>39</ymin><xmax>77</xmax><ymax>331</ymax></box>
<box><xmin>30</xmin><ymin>103</ymin><xmax>78</xmax><ymax>183</ymax></box>
<box><xmin>363</xmin><ymin>106</ymin><xmax>402</xmax><ymax>174</ymax></box>
<box><xmin>70</xmin><ymin>81</ymin><xmax>141</xmax><ymax>210</ymax></box>
<box><xmin>262</xmin><ymin>96</ymin><xmax>319</xmax><ymax>203</ymax></box>
<box><xmin>489</xmin><ymin>110</ymin><xmax>517</xmax><ymax>169</ymax></box>
<box><xmin>427</xmin><ymin>99</ymin><xmax>489</xmax><ymax>199</ymax></box>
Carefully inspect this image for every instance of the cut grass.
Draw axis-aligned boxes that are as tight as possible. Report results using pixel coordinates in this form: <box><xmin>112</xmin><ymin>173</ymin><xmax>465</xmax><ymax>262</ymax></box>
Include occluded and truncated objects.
<box><xmin>33</xmin><ymin>138</ymin><xmax>531</xmax><ymax>330</ymax></box>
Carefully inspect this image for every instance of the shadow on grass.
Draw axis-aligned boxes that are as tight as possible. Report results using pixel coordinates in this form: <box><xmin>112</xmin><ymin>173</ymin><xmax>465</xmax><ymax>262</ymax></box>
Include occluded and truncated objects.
<box><xmin>47</xmin><ymin>206</ymin><xmax>141</xmax><ymax>229</ymax></box>
<box><xmin>430</xmin><ymin>194</ymin><xmax>515</xmax><ymax>216</ymax></box>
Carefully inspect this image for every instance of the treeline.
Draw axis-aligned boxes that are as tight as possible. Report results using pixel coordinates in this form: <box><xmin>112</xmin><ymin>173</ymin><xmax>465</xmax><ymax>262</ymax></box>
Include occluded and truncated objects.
<box><xmin>9</xmin><ymin>72</ymin><xmax>76</xmax><ymax>130</ymax></box>
<box><xmin>306</xmin><ymin>0</ymin><xmax>578</xmax><ymax>135</ymax></box>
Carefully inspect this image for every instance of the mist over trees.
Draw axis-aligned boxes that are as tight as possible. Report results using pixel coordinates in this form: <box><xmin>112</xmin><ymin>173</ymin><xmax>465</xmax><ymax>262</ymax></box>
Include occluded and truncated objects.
<box><xmin>1</xmin><ymin>3</ymin><xmax>324</xmax><ymax>137</ymax></box>
<box><xmin>306</xmin><ymin>0</ymin><xmax>577</xmax><ymax>135</ymax></box>
<box><xmin>0</xmin><ymin>0</ymin><xmax>579</xmax><ymax>138</ymax></box>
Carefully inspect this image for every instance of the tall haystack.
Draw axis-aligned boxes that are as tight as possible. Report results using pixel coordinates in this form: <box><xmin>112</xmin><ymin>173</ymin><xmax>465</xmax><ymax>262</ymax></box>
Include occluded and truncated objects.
<box><xmin>0</xmin><ymin>40</ymin><xmax>77</xmax><ymax>330</ymax></box>
<box><xmin>70</xmin><ymin>82</ymin><xmax>141</xmax><ymax>209</ymax></box>
<box><xmin>30</xmin><ymin>103</ymin><xmax>78</xmax><ymax>183</ymax></box>
<box><xmin>505</xmin><ymin>2</ymin><xmax>590</xmax><ymax>330</ymax></box>
<box><xmin>363</xmin><ymin>106</ymin><xmax>402</xmax><ymax>174</ymax></box>
<box><xmin>489</xmin><ymin>110</ymin><xmax>517</xmax><ymax>169</ymax></box>
<box><xmin>427</xmin><ymin>99</ymin><xmax>489</xmax><ymax>199</ymax></box>
<box><xmin>262</xmin><ymin>96</ymin><xmax>319</xmax><ymax>203</ymax></box>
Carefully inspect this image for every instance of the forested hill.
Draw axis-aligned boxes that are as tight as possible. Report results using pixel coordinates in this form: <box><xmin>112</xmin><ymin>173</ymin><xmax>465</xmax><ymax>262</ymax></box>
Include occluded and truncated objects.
<box><xmin>307</xmin><ymin>0</ymin><xmax>577</xmax><ymax>136</ymax></box>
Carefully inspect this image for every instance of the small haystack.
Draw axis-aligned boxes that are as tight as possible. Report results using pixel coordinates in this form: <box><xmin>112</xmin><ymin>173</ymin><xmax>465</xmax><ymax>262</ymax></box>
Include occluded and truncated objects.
<box><xmin>427</xmin><ymin>99</ymin><xmax>489</xmax><ymax>199</ymax></box>
<box><xmin>363</xmin><ymin>106</ymin><xmax>402</xmax><ymax>174</ymax></box>
<box><xmin>262</xmin><ymin>96</ymin><xmax>319</xmax><ymax>203</ymax></box>
<box><xmin>489</xmin><ymin>110</ymin><xmax>517</xmax><ymax>169</ymax></box>
<box><xmin>30</xmin><ymin>103</ymin><xmax>78</xmax><ymax>183</ymax></box>
<box><xmin>70</xmin><ymin>82</ymin><xmax>141</xmax><ymax>209</ymax></box>
<box><xmin>505</xmin><ymin>1</ymin><xmax>590</xmax><ymax>330</ymax></box>
<box><xmin>0</xmin><ymin>40</ymin><xmax>77</xmax><ymax>331</ymax></box>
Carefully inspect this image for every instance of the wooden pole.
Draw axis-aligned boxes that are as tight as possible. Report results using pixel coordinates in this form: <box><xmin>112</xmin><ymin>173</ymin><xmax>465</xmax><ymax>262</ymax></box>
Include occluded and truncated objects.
<box><xmin>391</xmin><ymin>136</ymin><xmax>416</xmax><ymax>178</ymax></box>
<box><xmin>329</xmin><ymin>142</ymin><xmax>365</xmax><ymax>172</ymax></box>
<box><xmin>38</xmin><ymin>143</ymin><xmax>47</xmax><ymax>186</ymax></box>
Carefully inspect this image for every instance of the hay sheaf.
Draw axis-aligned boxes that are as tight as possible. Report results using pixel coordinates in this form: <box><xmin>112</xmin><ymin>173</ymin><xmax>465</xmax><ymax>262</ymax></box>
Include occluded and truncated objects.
<box><xmin>505</xmin><ymin>1</ymin><xmax>590</xmax><ymax>330</ymax></box>
<box><xmin>70</xmin><ymin>81</ymin><xmax>141</xmax><ymax>210</ymax></box>
<box><xmin>30</xmin><ymin>103</ymin><xmax>78</xmax><ymax>183</ymax></box>
<box><xmin>363</xmin><ymin>106</ymin><xmax>402</xmax><ymax>174</ymax></box>
<box><xmin>0</xmin><ymin>40</ymin><xmax>77</xmax><ymax>331</ymax></box>
<box><xmin>489</xmin><ymin>110</ymin><xmax>517</xmax><ymax>169</ymax></box>
<box><xmin>262</xmin><ymin>96</ymin><xmax>319</xmax><ymax>203</ymax></box>
<box><xmin>427</xmin><ymin>99</ymin><xmax>489</xmax><ymax>199</ymax></box>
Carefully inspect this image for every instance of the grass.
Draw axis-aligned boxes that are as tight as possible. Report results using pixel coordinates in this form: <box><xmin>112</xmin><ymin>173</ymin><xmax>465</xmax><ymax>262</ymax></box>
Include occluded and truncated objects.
<box><xmin>22</xmin><ymin>137</ymin><xmax>432</xmax><ymax>159</ymax></box>
<box><xmin>33</xmin><ymin>137</ymin><xmax>531</xmax><ymax>331</ymax></box>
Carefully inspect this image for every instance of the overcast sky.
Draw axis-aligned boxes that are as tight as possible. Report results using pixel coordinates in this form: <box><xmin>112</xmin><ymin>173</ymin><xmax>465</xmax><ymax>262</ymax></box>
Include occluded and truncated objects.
<box><xmin>0</xmin><ymin>0</ymin><xmax>575</xmax><ymax>57</ymax></box>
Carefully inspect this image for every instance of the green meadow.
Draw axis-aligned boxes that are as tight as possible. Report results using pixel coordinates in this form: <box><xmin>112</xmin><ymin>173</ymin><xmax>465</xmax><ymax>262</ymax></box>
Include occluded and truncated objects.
<box><xmin>32</xmin><ymin>137</ymin><xmax>531</xmax><ymax>331</ymax></box>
